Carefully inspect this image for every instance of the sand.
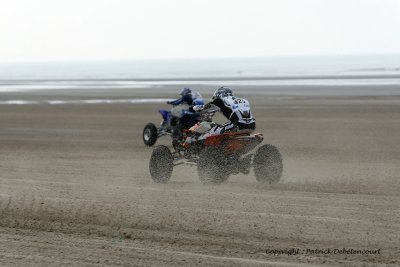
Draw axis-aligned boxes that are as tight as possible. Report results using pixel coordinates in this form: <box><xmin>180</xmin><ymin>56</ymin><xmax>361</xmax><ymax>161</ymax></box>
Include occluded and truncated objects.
<box><xmin>0</xmin><ymin>84</ymin><xmax>400</xmax><ymax>266</ymax></box>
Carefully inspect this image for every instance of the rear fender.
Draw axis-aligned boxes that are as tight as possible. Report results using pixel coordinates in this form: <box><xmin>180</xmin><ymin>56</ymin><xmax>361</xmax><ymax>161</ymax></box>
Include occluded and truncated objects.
<box><xmin>205</xmin><ymin>132</ymin><xmax>264</xmax><ymax>155</ymax></box>
<box><xmin>204</xmin><ymin>134</ymin><xmax>226</xmax><ymax>148</ymax></box>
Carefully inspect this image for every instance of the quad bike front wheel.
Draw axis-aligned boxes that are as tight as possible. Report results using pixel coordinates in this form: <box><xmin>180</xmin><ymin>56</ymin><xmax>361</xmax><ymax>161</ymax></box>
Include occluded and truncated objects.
<box><xmin>253</xmin><ymin>144</ymin><xmax>283</xmax><ymax>184</ymax></box>
<box><xmin>197</xmin><ymin>149</ymin><xmax>229</xmax><ymax>185</ymax></box>
<box><xmin>149</xmin><ymin>145</ymin><xmax>174</xmax><ymax>183</ymax></box>
<box><xmin>143</xmin><ymin>123</ymin><xmax>158</xmax><ymax>146</ymax></box>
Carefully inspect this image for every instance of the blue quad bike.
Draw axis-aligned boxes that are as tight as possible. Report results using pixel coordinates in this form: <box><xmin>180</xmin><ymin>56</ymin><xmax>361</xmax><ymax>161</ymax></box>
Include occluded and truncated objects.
<box><xmin>142</xmin><ymin>105</ymin><xmax>201</xmax><ymax>146</ymax></box>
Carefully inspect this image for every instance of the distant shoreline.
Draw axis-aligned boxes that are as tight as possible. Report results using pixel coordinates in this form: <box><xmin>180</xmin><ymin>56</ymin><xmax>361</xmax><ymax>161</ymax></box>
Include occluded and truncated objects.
<box><xmin>1</xmin><ymin>73</ymin><xmax>400</xmax><ymax>83</ymax></box>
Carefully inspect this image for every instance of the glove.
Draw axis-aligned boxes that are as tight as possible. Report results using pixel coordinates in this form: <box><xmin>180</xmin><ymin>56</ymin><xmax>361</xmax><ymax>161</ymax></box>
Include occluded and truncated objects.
<box><xmin>193</xmin><ymin>105</ymin><xmax>204</xmax><ymax>112</ymax></box>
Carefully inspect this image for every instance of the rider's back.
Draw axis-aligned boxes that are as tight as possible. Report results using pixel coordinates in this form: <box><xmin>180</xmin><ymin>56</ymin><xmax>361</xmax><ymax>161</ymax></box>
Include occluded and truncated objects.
<box><xmin>211</xmin><ymin>96</ymin><xmax>255</xmax><ymax>125</ymax></box>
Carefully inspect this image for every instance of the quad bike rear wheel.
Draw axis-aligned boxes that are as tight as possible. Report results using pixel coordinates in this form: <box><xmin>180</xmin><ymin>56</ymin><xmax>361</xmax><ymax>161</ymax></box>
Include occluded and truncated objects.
<box><xmin>143</xmin><ymin>123</ymin><xmax>158</xmax><ymax>146</ymax></box>
<box><xmin>253</xmin><ymin>144</ymin><xmax>283</xmax><ymax>184</ymax></box>
<box><xmin>197</xmin><ymin>149</ymin><xmax>229</xmax><ymax>185</ymax></box>
<box><xmin>149</xmin><ymin>145</ymin><xmax>173</xmax><ymax>183</ymax></box>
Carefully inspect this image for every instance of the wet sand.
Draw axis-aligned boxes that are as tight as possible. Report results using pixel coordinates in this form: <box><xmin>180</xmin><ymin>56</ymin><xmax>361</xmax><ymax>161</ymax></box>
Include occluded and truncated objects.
<box><xmin>0</xmin><ymin>85</ymin><xmax>400</xmax><ymax>266</ymax></box>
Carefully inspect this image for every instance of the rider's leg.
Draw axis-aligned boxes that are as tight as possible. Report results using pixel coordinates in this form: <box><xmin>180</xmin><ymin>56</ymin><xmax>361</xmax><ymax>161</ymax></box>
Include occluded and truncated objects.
<box><xmin>209</xmin><ymin>121</ymin><xmax>236</xmax><ymax>134</ymax></box>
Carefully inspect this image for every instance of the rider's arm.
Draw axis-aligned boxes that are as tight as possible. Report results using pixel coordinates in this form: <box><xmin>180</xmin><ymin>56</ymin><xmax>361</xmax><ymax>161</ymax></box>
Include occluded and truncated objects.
<box><xmin>167</xmin><ymin>97</ymin><xmax>184</xmax><ymax>105</ymax></box>
<box><xmin>206</xmin><ymin>98</ymin><xmax>224</xmax><ymax>109</ymax></box>
<box><xmin>191</xmin><ymin>98</ymin><xmax>223</xmax><ymax>112</ymax></box>
<box><xmin>168</xmin><ymin>95</ymin><xmax>193</xmax><ymax>105</ymax></box>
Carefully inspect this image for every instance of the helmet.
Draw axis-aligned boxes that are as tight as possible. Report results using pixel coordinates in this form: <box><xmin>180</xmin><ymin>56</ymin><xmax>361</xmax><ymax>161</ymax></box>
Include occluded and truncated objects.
<box><xmin>212</xmin><ymin>86</ymin><xmax>233</xmax><ymax>100</ymax></box>
<box><xmin>180</xmin><ymin>87</ymin><xmax>192</xmax><ymax>97</ymax></box>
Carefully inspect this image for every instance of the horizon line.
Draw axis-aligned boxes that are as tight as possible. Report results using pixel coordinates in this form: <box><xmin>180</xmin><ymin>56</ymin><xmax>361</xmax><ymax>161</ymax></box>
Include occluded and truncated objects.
<box><xmin>1</xmin><ymin>53</ymin><xmax>400</xmax><ymax>64</ymax></box>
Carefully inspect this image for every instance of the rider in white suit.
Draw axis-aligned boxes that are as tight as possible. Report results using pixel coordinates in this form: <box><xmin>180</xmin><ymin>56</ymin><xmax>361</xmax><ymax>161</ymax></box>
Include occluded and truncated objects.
<box><xmin>192</xmin><ymin>86</ymin><xmax>256</xmax><ymax>134</ymax></box>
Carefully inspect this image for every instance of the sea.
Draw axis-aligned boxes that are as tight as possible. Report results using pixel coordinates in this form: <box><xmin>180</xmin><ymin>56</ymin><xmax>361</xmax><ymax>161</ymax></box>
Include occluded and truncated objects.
<box><xmin>1</xmin><ymin>54</ymin><xmax>399</xmax><ymax>104</ymax></box>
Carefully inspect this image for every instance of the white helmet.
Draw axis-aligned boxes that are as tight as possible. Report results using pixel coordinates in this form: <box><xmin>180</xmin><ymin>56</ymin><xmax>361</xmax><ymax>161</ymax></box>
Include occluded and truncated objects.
<box><xmin>212</xmin><ymin>86</ymin><xmax>233</xmax><ymax>100</ymax></box>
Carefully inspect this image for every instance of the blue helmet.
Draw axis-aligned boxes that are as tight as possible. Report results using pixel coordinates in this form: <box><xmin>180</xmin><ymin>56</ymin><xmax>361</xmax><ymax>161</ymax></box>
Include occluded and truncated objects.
<box><xmin>180</xmin><ymin>87</ymin><xmax>192</xmax><ymax>97</ymax></box>
<box><xmin>212</xmin><ymin>86</ymin><xmax>233</xmax><ymax>100</ymax></box>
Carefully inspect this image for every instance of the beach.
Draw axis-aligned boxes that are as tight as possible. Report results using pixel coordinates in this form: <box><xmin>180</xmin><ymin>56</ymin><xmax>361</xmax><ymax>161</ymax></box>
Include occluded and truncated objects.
<box><xmin>0</xmin><ymin>82</ymin><xmax>400</xmax><ymax>266</ymax></box>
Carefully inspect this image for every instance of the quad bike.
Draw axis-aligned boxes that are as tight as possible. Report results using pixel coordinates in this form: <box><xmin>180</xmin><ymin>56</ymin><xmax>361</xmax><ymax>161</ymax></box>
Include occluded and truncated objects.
<box><xmin>142</xmin><ymin>104</ymin><xmax>201</xmax><ymax>146</ymax></box>
<box><xmin>149</xmin><ymin>105</ymin><xmax>283</xmax><ymax>184</ymax></box>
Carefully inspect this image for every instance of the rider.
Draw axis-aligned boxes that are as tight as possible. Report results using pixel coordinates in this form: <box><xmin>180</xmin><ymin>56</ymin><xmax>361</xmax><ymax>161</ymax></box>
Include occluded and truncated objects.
<box><xmin>192</xmin><ymin>86</ymin><xmax>255</xmax><ymax>134</ymax></box>
<box><xmin>167</xmin><ymin>87</ymin><xmax>195</xmax><ymax>106</ymax></box>
<box><xmin>167</xmin><ymin>87</ymin><xmax>204</xmax><ymax>143</ymax></box>
<box><xmin>167</xmin><ymin>87</ymin><xmax>203</xmax><ymax>115</ymax></box>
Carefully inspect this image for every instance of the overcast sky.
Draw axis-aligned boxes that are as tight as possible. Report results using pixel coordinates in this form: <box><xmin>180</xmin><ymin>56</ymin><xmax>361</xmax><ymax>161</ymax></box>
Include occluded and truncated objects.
<box><xmin>1</xmin><ymin>0</ymin><xmax>399</xmax><ymax>62</ymax></box>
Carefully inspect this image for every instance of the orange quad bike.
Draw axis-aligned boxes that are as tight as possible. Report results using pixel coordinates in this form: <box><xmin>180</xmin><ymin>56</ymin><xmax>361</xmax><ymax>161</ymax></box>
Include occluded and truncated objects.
<box><xmin>148</xmin><ymin>105</ymin><xmax>283</xmax><ymax>185</ymax></box>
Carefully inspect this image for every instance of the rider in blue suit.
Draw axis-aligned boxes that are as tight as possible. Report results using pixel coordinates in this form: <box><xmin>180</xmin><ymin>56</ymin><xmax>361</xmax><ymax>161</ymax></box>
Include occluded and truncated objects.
<box><xmin>167</xmin><ymin>88</ymin><xmax>204</xmax><ymax>144</ymax></box>
<box><xmin>167</xmin><ymin>87</ymin><xmax>195</xmax><ymax>106</ymax></box>
<box><xmin>167</xmin><ymin>88</ymin><xmax>204</xmax><ymax>126</ymax></box>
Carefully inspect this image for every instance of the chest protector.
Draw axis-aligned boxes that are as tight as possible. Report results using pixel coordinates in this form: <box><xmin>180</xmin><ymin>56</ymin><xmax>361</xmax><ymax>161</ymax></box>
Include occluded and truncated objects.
<box><xmin>222</xmin><ymin>96</ymin><xmax>255</xmax><ymax>124</ymax></box>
